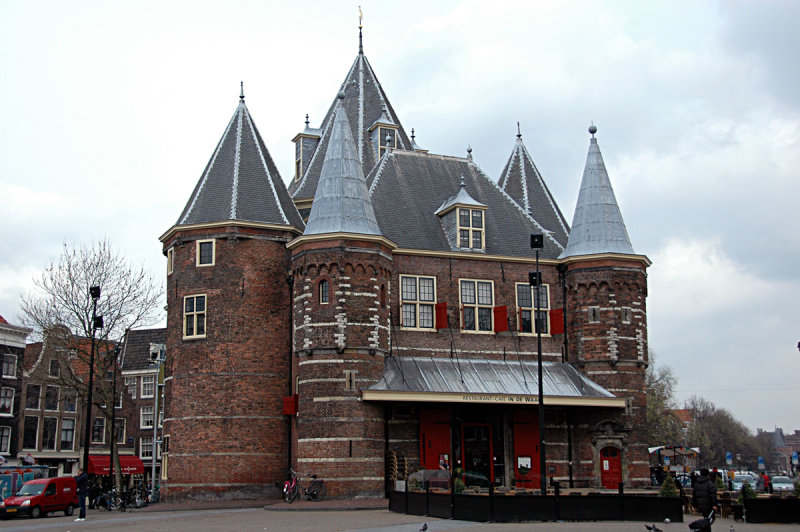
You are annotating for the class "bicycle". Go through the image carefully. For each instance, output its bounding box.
[282,468,327,503]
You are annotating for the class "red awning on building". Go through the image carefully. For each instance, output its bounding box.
[86,455,145,475]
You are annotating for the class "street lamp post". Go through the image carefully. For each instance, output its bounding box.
[150,345,165,495]
[530,234,546,492]
[110,346,119,488]
[82,286,102,470]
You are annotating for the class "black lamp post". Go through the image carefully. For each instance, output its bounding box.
[530,234,546,492]
[110,346,119,486]
[82,286,102,470]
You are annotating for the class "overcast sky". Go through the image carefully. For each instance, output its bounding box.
[2,1,798,434]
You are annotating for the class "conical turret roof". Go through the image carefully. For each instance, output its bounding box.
[303,94,381,236]
[498,128,570,249]
[176,95,304,230]
[560,126,634,258]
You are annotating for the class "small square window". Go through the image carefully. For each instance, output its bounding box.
[49,359,60,378]
[2,355,16,378]
[196,240,215,266]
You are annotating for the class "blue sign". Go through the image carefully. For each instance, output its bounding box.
[792,451,798,465]
[725,452,732,466]
[757,456,765,470]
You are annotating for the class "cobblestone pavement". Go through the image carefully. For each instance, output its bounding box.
[0,501,796,532]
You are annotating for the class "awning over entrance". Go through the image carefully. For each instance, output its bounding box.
[86,455,145,475]
[363,356,626,408]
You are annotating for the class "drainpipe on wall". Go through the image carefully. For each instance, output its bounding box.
[286,273,294,474]
[557,264,569,363]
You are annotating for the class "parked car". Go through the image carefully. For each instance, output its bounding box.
[770,475,795,493]
[732,474,756,492]
[0,477,78,518]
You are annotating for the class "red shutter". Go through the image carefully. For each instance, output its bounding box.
[282,394,298,415]
[435,302,448,330]
[549,308,564,335]
[493,305,508,332]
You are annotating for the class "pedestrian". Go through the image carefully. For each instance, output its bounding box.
[691,468,718,518]
[73,467,89,521]
[761,472,771,493]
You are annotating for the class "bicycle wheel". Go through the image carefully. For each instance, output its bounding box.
[308,480,326,502]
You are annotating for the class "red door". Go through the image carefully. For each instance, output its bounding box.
[512,410,540,489]
[600,446,622,489]
[419,409,451,471]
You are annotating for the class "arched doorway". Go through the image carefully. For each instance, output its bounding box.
[600,446,622,489]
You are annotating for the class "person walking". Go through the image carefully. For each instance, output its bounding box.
[691,468,718,517]
[74,468,89,521]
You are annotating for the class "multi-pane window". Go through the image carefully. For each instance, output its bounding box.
[184,295,207,338]
[49,359,60,378]
[114,419,126,444]
[0,426,11,453]
[318,280,329,304]
[460,280,493,332]
[125,377,137,399]
[23,416,38,449]
[378,126,397,158]
[140,406,154,429]
[400,275,436,329]
[458,208,485,250]
[45,386,59,411]
[141,376,155,398]
[2,355,16,378]
[140,436,154,459]
[42,417,57,450]
[63,388,77,412]
[516,283,550,334]
[0,388,13,415]
[60,418,75,450]
[91,417,106,444]
[196,240,215,266]
[26,385,41,410]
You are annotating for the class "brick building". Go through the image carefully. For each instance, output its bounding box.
[159,30,651,501]
[0,315,31,461]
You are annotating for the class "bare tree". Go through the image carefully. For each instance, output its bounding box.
[20,239,162,491]
[645,351,684,446]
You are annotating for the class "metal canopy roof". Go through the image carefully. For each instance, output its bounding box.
[363,356,625,408]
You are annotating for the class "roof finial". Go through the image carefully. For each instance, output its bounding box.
[466,145,473,161]
[411,128,416,141]
[305,114,310,127]
[459,176,466,188]
[589,121,597,137]
[240,81,244,101]
[517,121,522,139]
[358,6,363,55]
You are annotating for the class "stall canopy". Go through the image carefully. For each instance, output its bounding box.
[648,445,700,458]
[87,455,145,475]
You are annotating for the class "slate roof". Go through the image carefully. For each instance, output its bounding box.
[560,126,634,258]
[367,356,615,399]
[288,50,412,200]
[498,132,570,246]
[176,96,304,230]
[120,328,166,371]
[303,94,381,236]
[366,150,566,258]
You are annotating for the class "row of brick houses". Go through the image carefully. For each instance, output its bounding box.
[0,315,164,484]
[158,28,651,501]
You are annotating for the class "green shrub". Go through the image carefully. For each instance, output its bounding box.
[738,481,756,505]
[793,479,800,497]
[454,477,465,494]
[659,477,678,497]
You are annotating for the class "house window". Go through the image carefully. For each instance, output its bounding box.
[49,359,60,378]
[114,418,126,444]
[184,295,207,338]
[141,376,155,399]
[115,390,123,409]
[26,385,41,410]
[23,416,38,449]
[2,355,16,378]
[140,406,154,429]
[0,388,13,416]
[460,280,493,332]
[125,377,137,399]
[318,280,329,304]
[91,417,106,444]
[63,388,77,412]
[0,426,11,454]
[167,248,174,275]
[42,417,57,450]
[196,240,215,266]
[45,386,59,411]
[457,208,485,250]
[140,437,153,459]
[516,283,550,334]
[400,275,436,329]
[60,418,75,450]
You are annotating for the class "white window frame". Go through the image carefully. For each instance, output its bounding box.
[515,282,550,336]
[183,294,207,339]
[60,418,75,451]
[91,417,106,444]
[125,377,137,399]
[167,247,174,275]
[459,279,494,333]
[2,354,16,379]
[141,375,155,399]
[140,436,154,459]
[0,387,14,416]
[196,239,215,267]
[457,207,485,250]
[140,406,154,429]
[0,426,11,454]
[399,275,437,330]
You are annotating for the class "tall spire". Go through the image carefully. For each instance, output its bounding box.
[560,125,634,258]
[303,92,381,236]
[358,6,363,55]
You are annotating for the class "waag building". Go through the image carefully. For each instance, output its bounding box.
[158,30,651,501]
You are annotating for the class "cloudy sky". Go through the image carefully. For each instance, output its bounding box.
[1,1,798,434]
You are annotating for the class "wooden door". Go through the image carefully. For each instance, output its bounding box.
[600,446,622,489]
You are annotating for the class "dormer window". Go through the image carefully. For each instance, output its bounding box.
[458,208,484,250]
[378,127,397,158]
